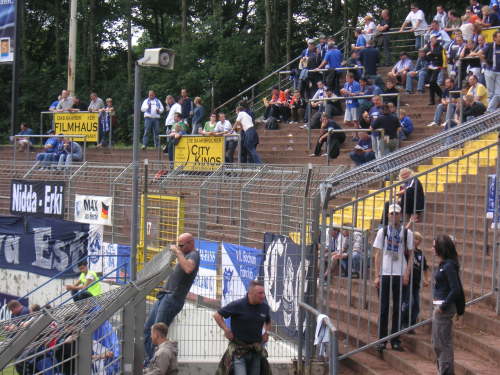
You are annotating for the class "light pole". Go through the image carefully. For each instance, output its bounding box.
[130,48,175,281]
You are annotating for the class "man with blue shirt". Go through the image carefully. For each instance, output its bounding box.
[141,90,164,150]
[10,122,33,152]
[214,280,271,375]
[57,138,83,170]
[316,42,342,94]
[35,129,60,169]
[388,52,413,86]
[350,132,375,165]
[352,28,366,51]
[340,73,361,134]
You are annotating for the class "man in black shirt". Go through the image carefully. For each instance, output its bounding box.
[214,280,271,375]
[144,232,200,362]
[376,9,392,65]
[371,104,400,155]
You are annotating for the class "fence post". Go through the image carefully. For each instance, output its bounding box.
[307,103,312,150]
[330,329,339,375]
[122,302,136,374]
[494,136,500,315]
[77,332,93,375]
[134,299,147,372]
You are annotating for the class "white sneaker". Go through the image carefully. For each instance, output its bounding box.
[426,122,437,127]
[440,122,447,127]
[299,125,308,129]
[321,153,329,157]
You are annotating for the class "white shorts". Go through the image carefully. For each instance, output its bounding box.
[344,107,358,122]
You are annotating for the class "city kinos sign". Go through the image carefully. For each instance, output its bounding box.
[10,179,65,218]
[74,194,113,226]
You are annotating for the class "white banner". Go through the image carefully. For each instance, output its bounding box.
[75,194,113,226]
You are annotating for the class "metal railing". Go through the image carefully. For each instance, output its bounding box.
[315,137,500,359]
[320,110,500,199]
[299,301,339,374]
[306,93,400,149]
[0,248,176,374]
[13,134,88,170]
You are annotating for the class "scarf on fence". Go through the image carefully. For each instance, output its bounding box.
[215,339,272,375]
[100,111,112,133]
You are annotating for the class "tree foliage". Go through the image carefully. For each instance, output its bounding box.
[0,0,467,142]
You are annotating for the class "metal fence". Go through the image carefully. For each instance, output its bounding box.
[0,248,176,374]
[301,111,500,369]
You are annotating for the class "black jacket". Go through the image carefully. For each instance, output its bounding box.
[463,102,486,120]
[433,259,461,312]
[425,43,444,67]
[399,177,425,215]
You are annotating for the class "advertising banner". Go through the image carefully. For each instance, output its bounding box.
[75,194,113,226]
[0,0,16,64]
[190,239,218,299]
[0,216,89,277]
[174,136,224,171]
[10,179,65,218]
[0,291,28,322]
[221,242,264,307]
[263,233,311,339]
[54,112,99,142]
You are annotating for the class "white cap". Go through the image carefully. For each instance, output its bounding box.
[388,204,401,214]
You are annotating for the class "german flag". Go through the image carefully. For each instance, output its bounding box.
[101,202,109,219]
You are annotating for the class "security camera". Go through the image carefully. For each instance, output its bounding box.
[138,48,175,69]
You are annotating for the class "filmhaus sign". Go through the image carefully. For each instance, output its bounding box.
[10,179,65,218]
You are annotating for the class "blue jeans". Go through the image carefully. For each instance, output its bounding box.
[36,152,56,167]
[233,351,261,375]
[144,292,184,362]
[402,286,421,327]
[433,103,456,125]
[340,251,362,274]
[405,69,427,92]
[143,117,160,147]
[415,35,424,50]
[350,151,375,166]
[241,127,262,164]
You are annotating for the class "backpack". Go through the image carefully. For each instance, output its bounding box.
[265,116,279,130]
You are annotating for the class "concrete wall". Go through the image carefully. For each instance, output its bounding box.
[0,268,113,318]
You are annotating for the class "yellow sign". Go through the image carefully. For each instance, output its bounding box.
[174,136,225,171]
[54,112,99,142]
[481,27,499,43]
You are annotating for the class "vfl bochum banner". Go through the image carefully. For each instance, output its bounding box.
[190,239,218,299]
[263,233,311,339]
[0,216,89,277]
[0,0,16,64]
[221,242,264,307]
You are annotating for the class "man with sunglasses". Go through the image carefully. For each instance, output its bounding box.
[144,232,200,363]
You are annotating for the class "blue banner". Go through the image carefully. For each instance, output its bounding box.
[0,216,89,277]
[0,0,15,63]
[191,239,218,298]
[221,243,264,306]
[487,175,498,218]
[263,233,312,339]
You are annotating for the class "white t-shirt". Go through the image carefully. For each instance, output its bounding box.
[236,111,254,132]
[405,9,428,35]
[165,102,182,126]
[373,226,414,276]
[140,98,164,119]
[214,120,232,133]
[363,21,376,41]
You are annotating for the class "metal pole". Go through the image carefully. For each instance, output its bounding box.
[130,63,141,281]
[307,104,311,150]
[494,137,500,314]
[67,0,78,94]
[142,158,149,267]
[10,0,22,137]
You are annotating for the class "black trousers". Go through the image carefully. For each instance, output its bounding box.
[326,69,340,95]
[71,289,93,302]
[379,275,402,345]
[429,69,442,104]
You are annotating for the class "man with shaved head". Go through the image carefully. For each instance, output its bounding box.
[144,232,200,363]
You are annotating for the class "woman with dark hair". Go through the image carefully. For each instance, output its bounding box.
[432,234,463,375]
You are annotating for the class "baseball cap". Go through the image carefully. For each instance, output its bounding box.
[307,38,315,44]
[388,204,401,214]
[47,129,55,135]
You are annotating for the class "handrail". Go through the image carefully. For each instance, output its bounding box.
[279,66,365,75]
[298,301,339,374]
[320,109,500,201]
[214,27,351,113]
[306,93,400,151]
[213,55,302,113]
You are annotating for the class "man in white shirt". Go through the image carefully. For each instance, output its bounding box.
[433,5,448,29]
[373,203,414,352]
[400,4,428,50]
[140,90,164,149]
[164,95,182,131]
[235,106,262,164]
[214,112,238,163]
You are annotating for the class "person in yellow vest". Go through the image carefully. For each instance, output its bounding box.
[65,261,102,302]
